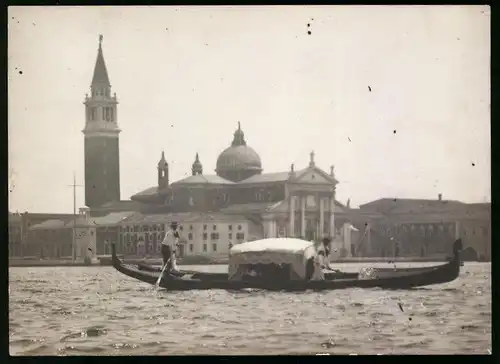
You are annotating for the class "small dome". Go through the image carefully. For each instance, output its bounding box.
[215,122,262,173]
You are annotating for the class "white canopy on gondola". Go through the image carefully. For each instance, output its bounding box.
[228,238,317,281]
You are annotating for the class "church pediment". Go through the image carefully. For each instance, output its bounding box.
[294,167,338,185]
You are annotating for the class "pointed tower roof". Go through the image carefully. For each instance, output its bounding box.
[158,151,168,168]
[91,34,111,86]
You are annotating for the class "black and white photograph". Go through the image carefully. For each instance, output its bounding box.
[8,5,490,356]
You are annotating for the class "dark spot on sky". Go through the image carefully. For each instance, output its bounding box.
[368,86,372,92]
[393,130,396,134]
[471,162,475,167]
[348,137,351,142]
[408,317,412,321]
[307,30,312,35]
[18,70,23,75]
[456,37,460,40]
[170,124,174,127]
[307,23,310,27]
[165,28,168,31]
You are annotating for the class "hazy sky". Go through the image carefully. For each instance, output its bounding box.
[8,6,490,213]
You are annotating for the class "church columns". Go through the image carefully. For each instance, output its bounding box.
[319,196,325,238]
[289,194,295,237]
[329,195,335,238]
[301,195,306,238]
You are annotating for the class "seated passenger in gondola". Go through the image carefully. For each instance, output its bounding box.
[321,237,332,269]
[305,253,325,281]
[242,264,260,282]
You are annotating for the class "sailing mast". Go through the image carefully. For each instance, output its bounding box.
[68,172,83,263]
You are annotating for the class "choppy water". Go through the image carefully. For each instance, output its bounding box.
[9,263,491,355]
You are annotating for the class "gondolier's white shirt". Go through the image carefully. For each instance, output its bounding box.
[161,230,178,250]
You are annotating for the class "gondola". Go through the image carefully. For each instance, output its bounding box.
[136,260,359,280]
[136,257,443,280]
[111,238,462,292]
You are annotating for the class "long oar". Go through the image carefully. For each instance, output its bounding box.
[155,258,170,289]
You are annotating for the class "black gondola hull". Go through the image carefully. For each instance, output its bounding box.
[111,240,461,292]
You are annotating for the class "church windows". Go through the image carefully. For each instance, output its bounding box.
[236,232,245,240]
[189,225,193,231]
[212,224,217,231]
[238,225,242,230]
[203,232,208,240]
[100,107,114,122]
[90,108,97,121]
[228,233,232,240]
[212,243,217,252]
[188,233,193,240]
[228,225,233,231]
[203,244,207,252]
[203,225,207,231]
[210,232,219,240]
[189,244,193,253]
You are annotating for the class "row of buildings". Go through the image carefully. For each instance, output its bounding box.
[8,35,491,263]
[9,194,491,262]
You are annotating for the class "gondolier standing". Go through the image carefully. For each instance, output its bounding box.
[160,221,180,273]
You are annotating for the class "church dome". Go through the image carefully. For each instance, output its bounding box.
[216,123,262,175]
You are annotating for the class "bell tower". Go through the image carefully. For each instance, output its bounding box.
[83,35,121,209]
[158,151,169,189]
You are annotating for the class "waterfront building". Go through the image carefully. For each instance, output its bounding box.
[115,212,252,259]
[24,208,96,261]
[8,212,75,258]
[350,197,491,261]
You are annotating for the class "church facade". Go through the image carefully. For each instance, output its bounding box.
[130,122,342,243]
